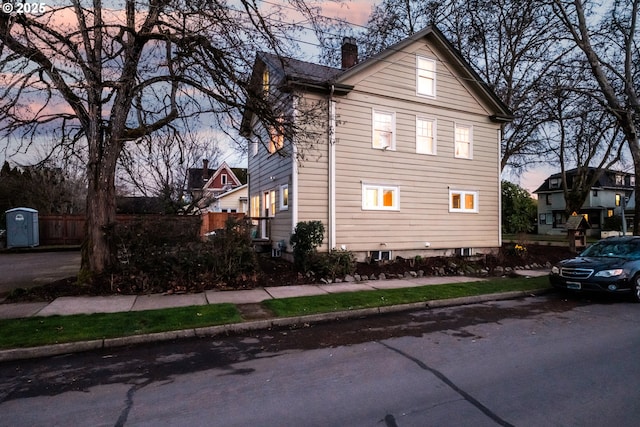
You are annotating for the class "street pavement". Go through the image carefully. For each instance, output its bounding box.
[0,267,551,362]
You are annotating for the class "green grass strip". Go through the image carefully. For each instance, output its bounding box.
[263,276,549,317]
[0,304,241,349]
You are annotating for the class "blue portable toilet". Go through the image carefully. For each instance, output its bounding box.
[6,207,39,248]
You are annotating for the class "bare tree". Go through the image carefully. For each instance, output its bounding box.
[0,0,311,275]
[541,82,626,217]
[552,0,640,232]
[352,0,564,171]
[117,127,222,212]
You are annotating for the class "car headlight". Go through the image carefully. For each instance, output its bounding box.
[551,266,560,275]
[594,269,624,277]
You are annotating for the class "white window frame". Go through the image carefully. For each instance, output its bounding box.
[416,56,436,98]
[279,184,289,210]
[449,189,478,213]
[454,123,473,159]
[372,109,396,150]
[251,141,258,157]
[221,174,227,185]
[416,116,437,155]
[362,183,400,211]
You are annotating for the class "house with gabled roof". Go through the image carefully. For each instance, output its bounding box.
[534,168,636,236]
[187,160,247,212]
[242,26,513,261]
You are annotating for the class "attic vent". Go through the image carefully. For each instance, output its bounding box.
[456,248,473,257]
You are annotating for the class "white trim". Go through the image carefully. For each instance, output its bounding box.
[279,184,289,210]
[372,108,396,150]
[329,99,337,249]
[454,123,473,159]
[498,128,502,246]
[449,189,479,213]
[416,56,436,98]
[362,183,400,210]
[292,96,299,232]
[416,116,437,155]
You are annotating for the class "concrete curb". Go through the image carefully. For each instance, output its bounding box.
[0,289,551,363]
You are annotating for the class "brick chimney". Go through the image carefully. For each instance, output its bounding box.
[202,159,209,181]
[341,37,358,69]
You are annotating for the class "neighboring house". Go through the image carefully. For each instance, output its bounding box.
[210,184,248,214]
[186,160,247,212]
[533,168,636,236]
[242,26,513,261]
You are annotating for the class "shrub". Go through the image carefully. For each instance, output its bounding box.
[103,215,258,293]
[290,220,325,272]
[308,249,357,279]
[208,217,258,285]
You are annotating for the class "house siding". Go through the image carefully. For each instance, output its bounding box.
[247,29,508,261]
[327,61,501,258]
[247,118,294,247]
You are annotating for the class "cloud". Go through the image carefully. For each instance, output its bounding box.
[319,0,376,26]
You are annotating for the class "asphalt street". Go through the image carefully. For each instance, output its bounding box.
[1,294,639,426]
[0,250,80,295]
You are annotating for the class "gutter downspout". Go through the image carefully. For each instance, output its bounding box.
[292,96,299,235]
[329,86,336,250]
[498,126,503,248]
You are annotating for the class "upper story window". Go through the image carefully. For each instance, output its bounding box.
[251,141,258,157]
[362,184,399,210]
[221,174,227,185]
[372,109,395,150]
[616,193,621,206]
[454,124,472,159]
[546,194,552,205]
[416,117,436,155]
[417,56,436,97]
[449,190,478,213]
[616,174,624,185]
[549,178,561,189]
[268,118,284,154]
[631,176,636,186]
[262,69,270,96]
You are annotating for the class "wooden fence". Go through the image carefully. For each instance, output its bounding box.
[38,212,245,246]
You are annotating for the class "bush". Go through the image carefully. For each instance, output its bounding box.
[103,215,258,293]
[207,217,258,285]
[310,249,357,279]
[290,220,325,272]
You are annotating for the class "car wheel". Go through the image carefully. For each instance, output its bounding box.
[633,275,640,303]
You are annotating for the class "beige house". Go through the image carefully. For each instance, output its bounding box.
[243,26,512,261]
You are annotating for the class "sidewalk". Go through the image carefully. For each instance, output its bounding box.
[0,270,550,361]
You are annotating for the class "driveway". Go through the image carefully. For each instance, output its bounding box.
[0,251,80,295]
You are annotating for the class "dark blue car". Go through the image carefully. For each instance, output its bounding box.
[550,236,640,302]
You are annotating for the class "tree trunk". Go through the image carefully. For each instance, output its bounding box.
[81,132,120,276]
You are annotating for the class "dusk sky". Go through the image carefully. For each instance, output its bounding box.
[0,0,554,195]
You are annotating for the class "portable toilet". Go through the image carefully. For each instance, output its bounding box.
[5,207,39,248]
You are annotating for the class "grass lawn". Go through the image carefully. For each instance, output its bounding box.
[0,304,241,349]
[0,276,551,350]
[263,276,549,317]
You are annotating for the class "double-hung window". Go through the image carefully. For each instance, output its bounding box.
[454,124,472,159]
[362,184,399,210]
[417,57,436,97]
[372,109,395,150]
[449,190,478,213]
[416,117,436,154]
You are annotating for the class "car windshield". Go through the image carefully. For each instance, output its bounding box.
[581,240,640,259]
